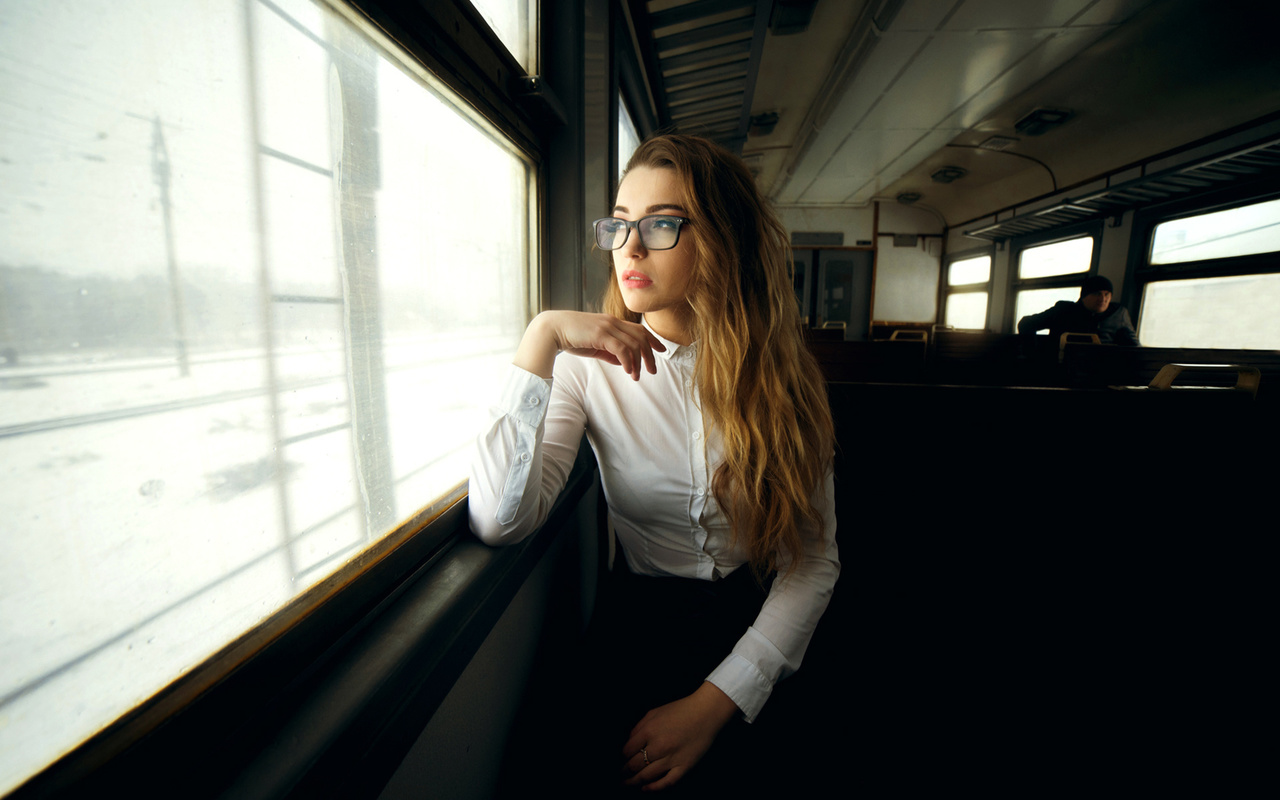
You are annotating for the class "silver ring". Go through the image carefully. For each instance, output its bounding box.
[642,747,650,766]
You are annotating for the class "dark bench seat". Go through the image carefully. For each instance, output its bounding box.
[807,334,1280,406]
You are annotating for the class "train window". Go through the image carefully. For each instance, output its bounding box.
[1139,273,1280,349]
[470,0,538,72]
[1013,286,1083,330]
[948,255,992,286]
[945,292,989,330]
[943,254,991,329]
[1150,196,1280,265]
[1138,196,1280,348]
[618,99,641,182]
[1008,231,1099,332]
[1017,236,1094,279]
[0,0,532,792]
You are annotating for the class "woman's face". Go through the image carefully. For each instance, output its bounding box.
[611,165,696,342]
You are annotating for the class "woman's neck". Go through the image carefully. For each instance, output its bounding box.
[645,309,694,346]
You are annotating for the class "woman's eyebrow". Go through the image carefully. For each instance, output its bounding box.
[612,203,688,215]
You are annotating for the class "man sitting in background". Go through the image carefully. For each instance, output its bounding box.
[1017,276,1140,345]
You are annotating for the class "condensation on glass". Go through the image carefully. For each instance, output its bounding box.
[1018,236,1094,279]
[1150,196,1280,265]
[0,0,532,792]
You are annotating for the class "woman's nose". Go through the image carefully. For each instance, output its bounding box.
[619,226,647,257]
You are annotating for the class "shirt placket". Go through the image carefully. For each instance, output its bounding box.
[681,350,713,578]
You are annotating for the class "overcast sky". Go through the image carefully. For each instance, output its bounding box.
[0,0,528,306]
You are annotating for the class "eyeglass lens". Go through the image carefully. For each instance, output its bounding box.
[594,216,685,251]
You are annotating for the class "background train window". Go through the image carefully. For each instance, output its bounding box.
[0,0,532,792]
[1150,195,1280,265]
[470,0,538,72]
[1013,286,1083,329]
[1139,273,1280,349]
[1017,235,1094,279]
[1009,232,1098,332]
[1139,196,1280,348]
[618,98,641,182]
[943,253,991,330]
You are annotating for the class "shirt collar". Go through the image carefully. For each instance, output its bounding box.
[642,316,696,362]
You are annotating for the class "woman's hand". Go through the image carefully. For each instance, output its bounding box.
[513,310,665,380]
[621,682,739,791]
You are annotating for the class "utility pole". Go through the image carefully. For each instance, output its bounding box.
[134,112,191,377]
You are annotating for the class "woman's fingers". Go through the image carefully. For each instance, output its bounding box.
[621,750,650,776]
[617,685,737,791]
[554,313,665,380]
[621,748,673,789]
[563,347,621,367]
[597,319,659,380]
[639,766,685,792]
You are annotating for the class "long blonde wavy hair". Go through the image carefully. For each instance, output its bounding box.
[603,134,834,577]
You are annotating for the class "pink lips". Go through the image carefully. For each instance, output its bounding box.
[622,269,653,288]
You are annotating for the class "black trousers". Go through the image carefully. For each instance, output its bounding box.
[498,558,839,798]
[577,560,780,796]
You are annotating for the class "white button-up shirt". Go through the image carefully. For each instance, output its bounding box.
[469,321,839,722]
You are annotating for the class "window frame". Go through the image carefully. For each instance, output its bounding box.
[941,246,995,331]
[1003,221,1103,333]
[613,4,657,197]
[1129,183,1280,348]
[9,1,550,796]
[1132,185,1280,284]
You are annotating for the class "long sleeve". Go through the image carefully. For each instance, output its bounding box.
[469,331,840,725]
[1109,307,1140,346]
[705,469,839,723]
[1018,302,1067,335]
[468,364,586,545]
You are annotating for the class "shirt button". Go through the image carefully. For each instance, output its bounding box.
[520,452,531,462]
[684,378,693,388]
[528,396,540,406]
[692,431,701,440]
[696,487,705,497]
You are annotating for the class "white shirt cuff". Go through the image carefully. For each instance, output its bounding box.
[497,365,551,428]
[706,653,772,724]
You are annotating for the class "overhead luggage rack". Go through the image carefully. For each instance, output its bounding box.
[964,136,1280,241]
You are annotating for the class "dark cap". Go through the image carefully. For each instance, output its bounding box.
[1080,275,1113,296]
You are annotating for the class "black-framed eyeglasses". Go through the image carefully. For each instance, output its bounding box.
[592,215,692,251]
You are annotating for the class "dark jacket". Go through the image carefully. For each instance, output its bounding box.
[1017,301,1140,345]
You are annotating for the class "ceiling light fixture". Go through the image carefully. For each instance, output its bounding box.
[930,166,968,183]
[979,136,1019,151]
[750,112,779,136]
[1014,108,1074,136]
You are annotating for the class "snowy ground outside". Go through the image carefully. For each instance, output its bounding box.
[0,330,519,793]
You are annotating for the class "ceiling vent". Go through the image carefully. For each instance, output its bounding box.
[750,112,779,136]
[931,166,968,183]
[770,0,819,35]
[963,136,1280,242]
[1014,108,1074,136]
[979,135,1019,151]
[896,191,922,204]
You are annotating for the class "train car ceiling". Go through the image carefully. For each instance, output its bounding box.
[629,0,1280,230]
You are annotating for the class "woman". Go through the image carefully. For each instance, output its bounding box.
[470,134,838,793]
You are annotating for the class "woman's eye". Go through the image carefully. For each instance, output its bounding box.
[652,218,676,230]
